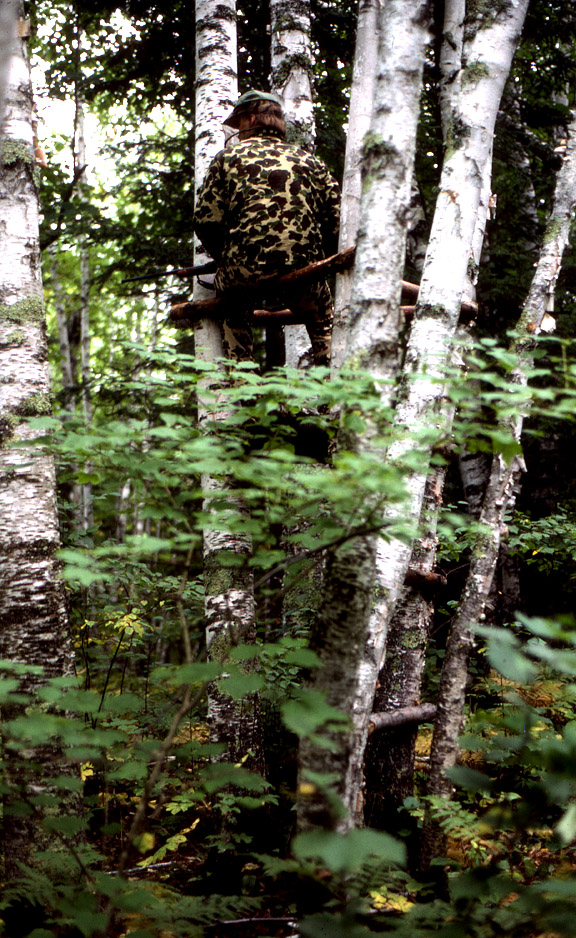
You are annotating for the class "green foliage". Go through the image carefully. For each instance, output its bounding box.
[17,2,576,934]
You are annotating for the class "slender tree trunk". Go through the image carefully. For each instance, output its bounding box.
[363,0,505,833]
[297,0,432,833]
[194,0,263,771]
[0,2,76,877]
[75,94,94,531]
[364,464,447,844]
[0,0,18,133]
[270,0,315,368]
[330,0,379,373]
[363,0,529,658]
[420,102,576,872]
[49,245,76,408]
[438,0,464,140]
[194,0,237,363]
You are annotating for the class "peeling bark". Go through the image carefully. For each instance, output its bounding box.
[297,0,432,834]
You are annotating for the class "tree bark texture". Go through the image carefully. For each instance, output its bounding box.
[193,0,237,362]
[330,0,378,372]
[0,0,18,134]
[194,1,264,771]
[364,466,447,836]
[437,0,465,141]
[0,3,76,878]
[297,0,432,834]
[368,0,530,649]
[270,0,315,368]
[420,102,576,872]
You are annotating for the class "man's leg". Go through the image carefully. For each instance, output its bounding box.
[287,280,333,367]
[220,306,254,362]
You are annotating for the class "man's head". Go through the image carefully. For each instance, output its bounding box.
[224,90,286,139]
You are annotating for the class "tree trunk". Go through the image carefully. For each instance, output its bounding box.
[0,0,18,132]
[297,0,432,834]
[0,2,76,878]
[194,0,264,771]
[270,0,315,368]
[364,464,447,845]
[330,0,378,372]
[363,0,529,668]
[420,101,576,872]
[362,0,509,837]
[75,92,94,531]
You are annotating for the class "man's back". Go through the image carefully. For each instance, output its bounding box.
[195,128,340,295]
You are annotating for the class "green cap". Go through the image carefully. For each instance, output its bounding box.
[223,90,283,128]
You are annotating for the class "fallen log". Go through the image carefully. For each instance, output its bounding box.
[369,703,437,734]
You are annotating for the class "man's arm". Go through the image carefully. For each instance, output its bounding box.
[318,165,341,258]
[194,156,226,261]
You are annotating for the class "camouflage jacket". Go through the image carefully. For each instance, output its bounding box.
[194,128,340,295]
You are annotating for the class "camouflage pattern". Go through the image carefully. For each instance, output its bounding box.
[194,127,340,365]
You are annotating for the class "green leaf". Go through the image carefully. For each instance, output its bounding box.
[292,828,406,874]
[218,670,264,699]
[282,690,349,738]
[447,765,493,792]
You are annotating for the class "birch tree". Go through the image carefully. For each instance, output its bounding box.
[297,0,432,833]
[0,0,75,875]
[194,0,264,769]
[0,0,18,133]
[420,102,576,870]
[330,0,379,373]
[270,0,316,368]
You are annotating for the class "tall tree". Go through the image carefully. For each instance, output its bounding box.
[330,0,378,372]
[297,0,432,833]
[194,0,264,770]
[0,0,18,132]
[0,0,75,876]
[420,101,576,870]
[270,0,316,369]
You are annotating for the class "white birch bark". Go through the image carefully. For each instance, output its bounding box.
[330,0,379,372]
[75,97,94,530]
[0,0,18,133]
[297,0,432,833]
[194,0,237,365]
[270,0,315,367]
[194,1,262,769]
[420,101,576,874]
[438,0,465,139]
[369,0,529,637]
[0,1,76,877]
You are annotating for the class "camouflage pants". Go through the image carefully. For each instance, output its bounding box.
[219,279,333,367]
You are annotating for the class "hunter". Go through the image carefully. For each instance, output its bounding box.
[194,90,341,366]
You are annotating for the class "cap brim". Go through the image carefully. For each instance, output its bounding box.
[223,112,241,128]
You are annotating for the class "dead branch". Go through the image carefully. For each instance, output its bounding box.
[369,703,437,734]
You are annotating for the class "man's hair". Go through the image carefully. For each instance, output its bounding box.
[243,100,286,136]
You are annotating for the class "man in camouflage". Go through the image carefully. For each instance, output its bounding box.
[194,91,341,366]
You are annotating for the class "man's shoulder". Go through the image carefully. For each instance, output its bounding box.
[231,135,331,173]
